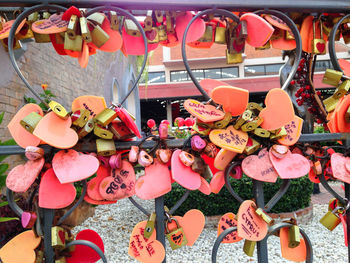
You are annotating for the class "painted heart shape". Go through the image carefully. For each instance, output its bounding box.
[217,212,242,243]
[99,160,136,201]
[6,157,44,192]
[32,13,68,34]
[331,153,350,184]
[52,149,99,184]
[277,116,303,146]
[71,96,107,119]
[33,112,78,149]
[0,230,41,263]
[84,195,117,205]
[339,59,350,77]
[171,149,201,190]
[209,125,248,153]
[87,165,111,201]
[78,41,89,68]
[128,221,165,263]
[263,15,290,30]
[271,37,296,50]
[259,88,295,131]
[237,200,268,241]
[66,229,104,263]
[269,148,310,179]
[21,211,37,228]
[199,79,229,97]
[114,106,141,138]
[0,19,26,40]
[184,99,225,123]
[39,168,76,209]
[175,11,206,43]
[167,209,205,246]
[242,148,278,183]
[198,176,211,195]
[279,227,307,262]
[214,148,237,171]
[7,103,43,148]
[240,13,274,47]
[135,159,172,200]
[316,42,325,53]
[210,171,225,194]
[211,86,249,116]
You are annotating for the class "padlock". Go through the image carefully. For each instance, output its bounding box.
[28,12,39,23]
[323,95,340,113]
[42,12,51,19]
[96,139,116,156]
[247,102,263,115]
[255,207,274,225]
[179,151,195,166]
[138,150,153,167]
[288,225,301,248]
[214,112,232,129]
[255,40,271,50]
[80,16,92,43]
[166,218,188,250]
[196,119,214,129]
[214,25,226,44]
[234,110,252,129]
[271,144,289,159]
[312,18,326,55]
[109,11,119,31]
[192,123,211,135]
[154,10,164,24]
[20,112,42,133]
[109,153,122,169]
[110,120,135,140]
[124,19,141,37]
[51,226,67,249]
[94,125,113,139]
[191,135,206,151]
[226,49,243,64]
[243,138,260,155]
[241,117,263,132]
[345,106,350,123]
[156,148,172,163]
[48,101,69,119]
[87,13,105,26]
[95,108,117,126]
[90,24,110,48]
[71,109,90,128]
[270,127,287,140]
[322,21,341,41]
[144,212,156,239]
[67,14,78,40]
[204,142,218,158]
[78,119,94,138]
[55,32,65,44]
[270,27,284,40]
[16,21,34,41]
[285,24,300,40]
[312,160,322,175]
[55,257,67,263]
[165,11,175,34]
[157,25,167,41]
[129,146,139,163]
[144,10,153,31]
[243,239,256,257]
[198,24,214,42]
[333,80,350,99]
[33,31,51,43]
[319,206,343,231]
[191,156,205,174]
[145,27,159,44]
[322,69,344,87]
[254,128,270,138]
[202,164,213,179]
[64,32,82,51]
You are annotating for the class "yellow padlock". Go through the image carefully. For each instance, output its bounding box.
[270,127,287,140]
[48,101,69,119]
[64,32,82,51]
[78,119,94,139]
[94,125,113,139]
[87,13,105,26]
[243,138,260,155]
[20,112,42,133]
[71,109,90,128]
[67,15,78,40]
[95,108,117,126]
[96,139,116,156]
[80,16,92,43]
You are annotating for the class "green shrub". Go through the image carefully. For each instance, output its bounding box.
[164,175,313,216]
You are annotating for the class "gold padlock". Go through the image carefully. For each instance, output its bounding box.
[166,218,188,250]
[96,139,116,156]
[270,27,284,40]
[243,239,256,257]
[157,25,167,41]
[243,138,260,155]
[192,123,211,135]
[72,109,90,128]
[226,49,243,64]
[165,11,175,34]
[109,11,119,31]
[33,31,51,43]
[16,21,34,41]
[288,225,301,248]
[247,102,263,115]
[67,14,78,40]
[146,27,159,44]
[319,207,343,231]
[214,112,232,129]
[20,112,42,133]
[144,10,153,31]
[323,95,339,112]
[51,226,67,249]
[95,108,117,126]
[78,119,94,139]
[270,127,287,140]
[42,12,51,19]
[214,25,226,44]
[64,32,82,51]
[80,16,92,43]
[333,80,350,99]
[255,207,274,225]
[234,110,252,129]
[1,37,22,52]
[255,40,271,50]
[87,13,105,26]
[322,69,343,86]
[144,212,156,239]
[154,10,164,24]
[285,24,300,40]
[312,18,326,55]
[241,117,263,132]
[91,24,110,48]
[94,125,113,139]
[254,128,270,138]
[28,12,39,23]
[48,101,69,119]
[198,24,214,42]
[124,19,141,37]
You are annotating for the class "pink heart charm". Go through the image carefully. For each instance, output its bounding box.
[135,159,172,200]
[269,148,310,179]
[331,153,350,184]
[52,149,99,184]
[6,158,45,192]
[242,148,278,182]
[198,176,211,195]
[86,166,111,201]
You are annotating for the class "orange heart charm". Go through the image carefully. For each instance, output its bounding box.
[198,176,211,195]
[86,165,111,201]
[128,221,165,263]
[0,19,26,40]
[279,227,307,262]
[259,88,295,131]
[277,116,303,146]
[184,99,225,123]
[0,230,41,263]
[217,212,242,243]
[236,200,268,241]
[71,96,107,119]
[210,171,225,194]
[331,153,350,184]
[31,13,68,34]
[209,126,248,153]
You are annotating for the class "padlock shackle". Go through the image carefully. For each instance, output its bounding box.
[165,217,180,233]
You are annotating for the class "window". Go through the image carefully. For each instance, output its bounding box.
[140,71,165,84]
[221,67,239,78]
[265,64,283,75]
[314,60,332,72]
[244,63,283,77]
[170,67,239,82]
[170,70,188,82]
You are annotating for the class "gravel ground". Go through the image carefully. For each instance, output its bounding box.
[73,197,348,263]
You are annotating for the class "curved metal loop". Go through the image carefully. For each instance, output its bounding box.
[224,161,244,204]
[181,9,240,101]
[128,197,151,216]
[86,6,148,105]
[57,180,87,225]
[8,4,67,106]
[329,14,350,72]
[254,10,302,90]
[264,179,291,212]
[66,240,108,263]
[319,169,347,205]
[5,187,23,217]
[211,226,237,263]
[137,134,160,154]
[169,189,190,215]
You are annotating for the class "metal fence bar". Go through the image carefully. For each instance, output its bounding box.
[155,196,166,263]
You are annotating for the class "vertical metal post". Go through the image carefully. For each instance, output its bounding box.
[253,180,268,263]
[155,196,166,263]
[43,208,55,263]
[345,183,350,263]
